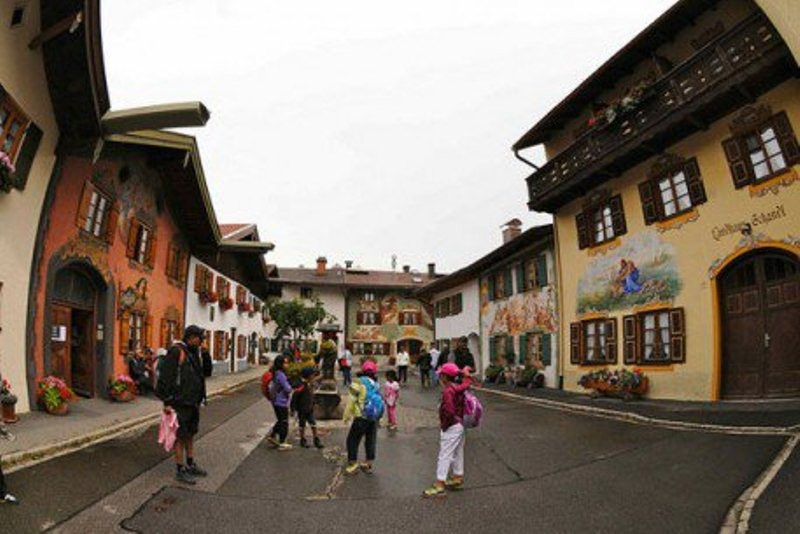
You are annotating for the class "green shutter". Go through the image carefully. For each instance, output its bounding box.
[541,333,552,366]
[536,255,548,287]
[505,335,514,364]
[489,336,497,363]
[516,264,525,294]
[519,333,528,365]
[270,338,278,352]
[504,269,513,297]
[487,276,495,302]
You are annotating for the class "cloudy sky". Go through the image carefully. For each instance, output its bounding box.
[102,0,675,273]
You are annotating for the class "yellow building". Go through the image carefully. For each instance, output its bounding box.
[514,0,799,400]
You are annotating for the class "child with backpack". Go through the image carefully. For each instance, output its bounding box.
[383,370,400,431]
[423,362,473,498]
[343,360,383,475]
[266,354,294,451]
[295,367,324,449]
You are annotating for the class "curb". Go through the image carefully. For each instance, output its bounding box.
[478,387,797,436]
[1,376,258,473]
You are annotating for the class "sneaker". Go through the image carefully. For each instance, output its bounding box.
[422,484,446,498]
[186,462,208,477]
[1,493,19,505]
[360,462,373,475]
[344,463,360,476]
[313,437,324,449]
[277,442,293,451]
[175,467,196,485]
[444,477,464,490]
[266,435,279,447]
[300,437,310,448]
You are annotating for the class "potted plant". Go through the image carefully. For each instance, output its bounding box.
[238,301,252,314]
[108,374,137,402]
[36,376,75,415]
[0,377,19,423]
[219,296,234,311]
[199,289,218,304]
[483,365,503,384]
[0,150,16,192]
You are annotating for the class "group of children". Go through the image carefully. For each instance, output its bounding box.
[263,351,476,498]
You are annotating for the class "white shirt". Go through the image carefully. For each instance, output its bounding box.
[429,348,440,368]
[396,351,410,366]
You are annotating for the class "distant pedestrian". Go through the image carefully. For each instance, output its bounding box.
[423,363,472,498]
[429,345,440,383]
[454,344,475,373]
[396,345,410,385]
[266,353,294,451]
[383,370,400,430]
[417,348,432,387]
[156,325,209,485]
[295,367,324,449]
[343,360,383,475]
[340,345,353,386]
[0,424,19,505]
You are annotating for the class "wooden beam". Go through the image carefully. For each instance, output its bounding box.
[28,11,82,50]
[687,114,709,130]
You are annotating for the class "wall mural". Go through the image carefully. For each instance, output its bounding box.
[348,293,433,343]
[577,230,681,314]
[482,286,558,337]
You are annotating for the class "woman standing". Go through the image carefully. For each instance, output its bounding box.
[266,353,294,451]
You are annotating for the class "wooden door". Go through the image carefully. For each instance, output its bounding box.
[51,304,72,383]
[721,251,800,398]
[70,309,95,397]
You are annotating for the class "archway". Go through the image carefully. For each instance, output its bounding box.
[718,248,799,399]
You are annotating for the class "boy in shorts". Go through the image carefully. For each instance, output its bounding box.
[295,367,324,449]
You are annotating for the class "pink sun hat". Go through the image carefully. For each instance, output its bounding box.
[439,363,460,377]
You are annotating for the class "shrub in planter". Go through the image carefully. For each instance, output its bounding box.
[484,365,503,384]
[108,374,137,402]
[516,367,539,388]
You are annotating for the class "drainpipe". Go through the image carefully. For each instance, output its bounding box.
[514,149,540,171]
[552,223,566,390]
[100,102,210,134]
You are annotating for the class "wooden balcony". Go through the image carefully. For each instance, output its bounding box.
[526,12,798,213]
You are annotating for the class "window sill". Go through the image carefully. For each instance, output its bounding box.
[748,166,797,198]
[586,237,621,257]
[655,208,699,233]
[635,363,675,371]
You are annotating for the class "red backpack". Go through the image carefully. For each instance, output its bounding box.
[260,370,274,400]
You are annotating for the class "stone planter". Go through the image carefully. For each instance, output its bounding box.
[45,402,70,416]
[112,390,136,403]
[2,402,18,423]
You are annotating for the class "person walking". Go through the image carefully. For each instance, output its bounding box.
[423,363,473,498]
[383,370,400,430]
[417,348,432,388]
[266,353,294,451]
[295,367,324,449]
[454,338,476,373]
[156,325,210,485]
[340,345,353,386]
[396,345,410,385]
[429,344,440,384]
[343,360,381,475]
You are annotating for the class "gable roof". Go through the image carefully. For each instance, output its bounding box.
[219,223,254,239]
[274,267,436,290]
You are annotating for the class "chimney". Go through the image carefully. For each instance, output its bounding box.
[427,263,436,277]
[502,218,523,244]
[402,265,411,273]
[345,260,353,269]
[316,256,327,276]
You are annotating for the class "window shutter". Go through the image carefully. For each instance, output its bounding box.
[119,311,131,354]
[536,254,548,287]
[160,318,168,347]
[541,333,552,366]
[638,180,660,225]
[10,122,42,191]
[505,335,515,364]
[104,201,120,245]
[669,307,686,363]
[194,264,203,293]
[576,212,590,250]
[225,333,230,358]
[489,337,496,363]
[722,137,753,188]
[145,315,153,348]
[76,181,95,230]
[516,264,525,294]
[609,195,627,237]
[504,268,513,297]
[683,158,707,206]
[623,315,638,364]
[519,333,528,365]
[165,245,174,277]
[146,232,157,268]
[126,220,140,259]
[487,276,495,302]
[773,111,800,166]
[569,323,581,364]
[178,251,189,284]
[605,318,617,363]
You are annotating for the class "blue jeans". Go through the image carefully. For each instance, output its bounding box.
[342,367,352,386]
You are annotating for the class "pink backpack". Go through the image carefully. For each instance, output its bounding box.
[462,390,483,428]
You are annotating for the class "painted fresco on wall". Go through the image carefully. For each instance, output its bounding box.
[482,286,557,336]
[348,292,433,344]
[576,230,681,314]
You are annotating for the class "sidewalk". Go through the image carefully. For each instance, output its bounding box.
[0,366,264,470]
[480,382,800,430]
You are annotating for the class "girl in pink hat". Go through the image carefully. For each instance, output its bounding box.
[423,362,472,498]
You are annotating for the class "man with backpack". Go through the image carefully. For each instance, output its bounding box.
[156,325,210,485]
[343,360,384,476]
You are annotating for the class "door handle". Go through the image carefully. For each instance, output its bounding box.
[764,332,771,349]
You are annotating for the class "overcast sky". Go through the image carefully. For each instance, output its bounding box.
[102,0,675,273]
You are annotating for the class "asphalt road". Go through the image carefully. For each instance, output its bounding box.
[2,382,796,533]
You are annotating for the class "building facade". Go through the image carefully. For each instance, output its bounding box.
[514,0,799,400]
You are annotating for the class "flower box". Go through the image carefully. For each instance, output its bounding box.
[579,369,648,401]
[219,297,234,311]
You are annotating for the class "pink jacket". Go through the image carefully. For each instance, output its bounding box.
[383,381,400,407]
[158,409,179,452]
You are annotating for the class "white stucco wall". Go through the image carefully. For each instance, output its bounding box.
[0,3,60,412]
[277,284,347,352]
[431,279,481,370]
[185,257,274,373]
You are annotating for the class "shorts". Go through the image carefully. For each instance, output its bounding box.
[298,410,316,428]
[175,405,200,439]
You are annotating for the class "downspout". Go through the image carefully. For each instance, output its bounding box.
[552,220,566,390]
[514,149,540,171]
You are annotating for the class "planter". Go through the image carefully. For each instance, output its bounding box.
[112,390,136,403]
[45,402,70,416]
[589,377,649,400]
[2,402,18,423]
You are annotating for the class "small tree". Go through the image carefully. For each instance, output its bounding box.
[267,297,335,343]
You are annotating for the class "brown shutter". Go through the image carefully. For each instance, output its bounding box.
[576,212,590,249]
[165,245,174,277]
[608,195,627,237]
[147,232,157,268]
[160,318,168,347]
[669,307,686,363]
[105,202,120,245]
[623,315,638,364]
[637,180,660,225]
[9,122,42,191]
[178,251,189,284]
[126,219,140,259]
[722,136,753,188]
[569,322,581,364]
[76,181,95,230]
[683,158,707,206]
[605,318,617,363]
[145,315,153,348]
[119,311,131,354]
[194,264,203,293]
[772,111,800,166]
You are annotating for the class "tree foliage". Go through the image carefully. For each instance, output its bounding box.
[267,297,335,341]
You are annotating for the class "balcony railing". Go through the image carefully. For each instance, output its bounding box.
[526,12,790,210]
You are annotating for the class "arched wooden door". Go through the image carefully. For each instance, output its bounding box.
[720,250,800,398]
